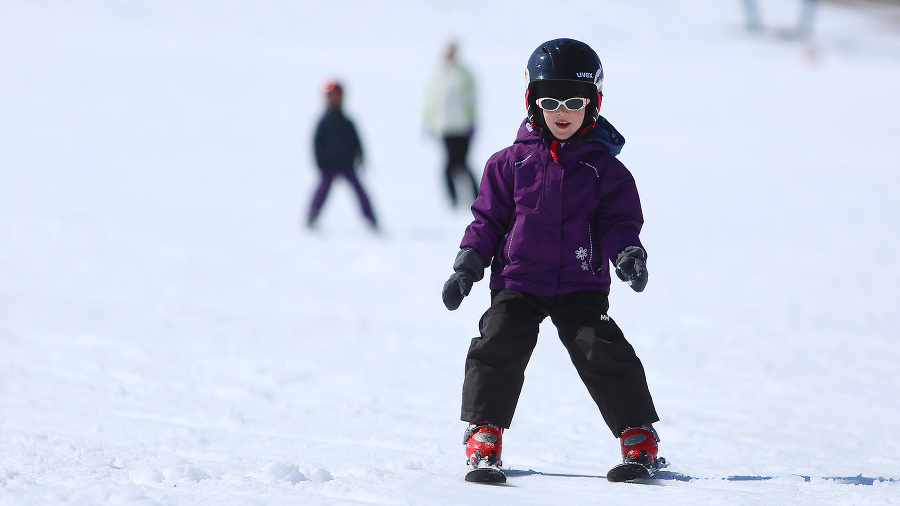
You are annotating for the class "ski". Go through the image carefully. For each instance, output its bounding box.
[607,456,667,483]
[465,467,507,484]
[607,462,653,482]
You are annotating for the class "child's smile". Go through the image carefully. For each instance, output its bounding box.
[542,104,586,141]
[553,118,572,133]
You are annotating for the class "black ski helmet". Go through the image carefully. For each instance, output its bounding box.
[525,38,604,139]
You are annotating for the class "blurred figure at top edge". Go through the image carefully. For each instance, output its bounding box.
[796,0,818,40]
[743,0,762,32]
[307,78,379,232]
[423,41,479,209]
[742,0,819,40]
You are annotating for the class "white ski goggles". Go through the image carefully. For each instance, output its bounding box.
[535,97,590,111]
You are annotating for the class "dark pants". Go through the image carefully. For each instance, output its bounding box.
[308,167,376,226]
[461,289,659,436]
[443,135,479,207]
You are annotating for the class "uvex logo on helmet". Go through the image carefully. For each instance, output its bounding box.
[575,72,593,78]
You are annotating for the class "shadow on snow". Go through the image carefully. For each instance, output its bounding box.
[723,474,898,486]
[503,469,897,486]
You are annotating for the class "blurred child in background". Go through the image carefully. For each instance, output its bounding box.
[307,78,378,231]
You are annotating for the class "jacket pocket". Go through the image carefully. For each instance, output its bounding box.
[587,221,599,274]
[513,157,542,210]
[514,181,541,210]
[501,218,518,268]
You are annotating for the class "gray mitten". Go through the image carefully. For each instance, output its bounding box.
[442,248,485,310]
[615,246,649,293]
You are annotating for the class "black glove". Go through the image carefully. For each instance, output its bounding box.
[442,248,485,310]
[615,246,649,293]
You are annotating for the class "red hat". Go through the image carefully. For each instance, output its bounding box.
[322,77,342,94]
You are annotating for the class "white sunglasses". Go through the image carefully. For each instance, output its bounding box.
[536,97,590,111]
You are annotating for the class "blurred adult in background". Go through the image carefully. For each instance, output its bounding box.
[423,41,479,208]
[307,78,378,231]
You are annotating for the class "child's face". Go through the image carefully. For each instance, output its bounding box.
[325,89,342,109]
[541,98,586,141]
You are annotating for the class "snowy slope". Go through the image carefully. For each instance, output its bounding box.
[2,0,900,504]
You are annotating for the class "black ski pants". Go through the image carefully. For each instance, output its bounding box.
[461,289,659,436]
[442,134,478,207]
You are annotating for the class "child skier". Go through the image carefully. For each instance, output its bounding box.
[307,78,378,230]
[441,38,663,483]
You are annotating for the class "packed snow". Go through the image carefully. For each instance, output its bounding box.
[2,0,900,504]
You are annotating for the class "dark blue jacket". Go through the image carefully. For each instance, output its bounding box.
[314,108,362,171]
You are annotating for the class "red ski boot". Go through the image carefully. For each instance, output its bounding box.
[463,423,506,483]
[607,424,667,482]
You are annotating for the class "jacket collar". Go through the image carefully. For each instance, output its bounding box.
[516,116,625,157]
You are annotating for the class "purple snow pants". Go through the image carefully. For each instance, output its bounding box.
[307,167,376,226]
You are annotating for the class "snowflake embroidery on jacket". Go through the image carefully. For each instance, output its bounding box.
[581,261,590,271]
[575,247,588,261]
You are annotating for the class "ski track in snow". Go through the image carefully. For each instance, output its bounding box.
[2,0,900,504]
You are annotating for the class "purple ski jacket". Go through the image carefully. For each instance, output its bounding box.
[460,119,644,297]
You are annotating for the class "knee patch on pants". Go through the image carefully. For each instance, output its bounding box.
[470,307,540,363]
[573,315,637,368]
